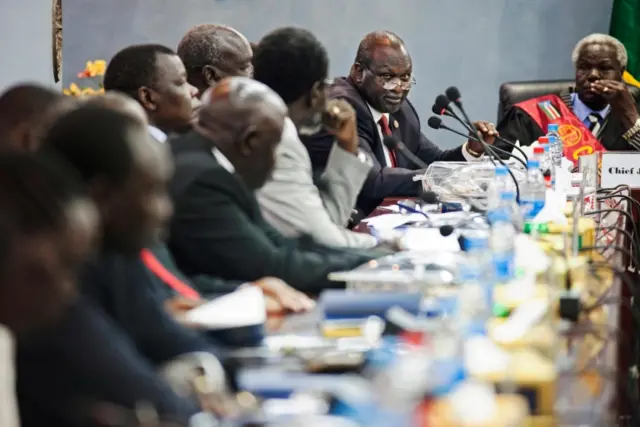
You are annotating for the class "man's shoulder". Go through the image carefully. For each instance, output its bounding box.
[327,77,369,113]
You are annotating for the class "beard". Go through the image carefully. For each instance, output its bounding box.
[297,112,323,136]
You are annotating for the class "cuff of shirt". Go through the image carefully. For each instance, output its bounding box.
[461,141,484,162]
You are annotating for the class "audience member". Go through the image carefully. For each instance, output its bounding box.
[301,30,497,215]
[18,105,227,426]
[104,44,200,140]
[177,24,253,95]
[253,27,377,248]
[0,153,98,427]
[168,77,384,294]
[0,84,74,152]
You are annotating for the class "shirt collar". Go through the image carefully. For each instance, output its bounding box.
[212,148,235,173]
[571,92,611,123]
[367,103,389,124]
[148,125,167,143]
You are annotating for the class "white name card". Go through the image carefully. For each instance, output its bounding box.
[600,151,640,189]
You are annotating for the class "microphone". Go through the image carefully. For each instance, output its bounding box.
[427,115,521,203]
[427,117,528,171]
[383,135,429,169]
[420,190,440,205]
[432,97,528,162]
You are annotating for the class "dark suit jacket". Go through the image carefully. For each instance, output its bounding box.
[496,89,640,152]
[301,77,466,214]
[17,299,200,427]
[16,252,221,427]
[167,131,380,294]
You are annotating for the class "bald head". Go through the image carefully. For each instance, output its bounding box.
[86,91,149,124]
[197,77,286,189]
[0,84,65,153]
[177,24,253,94]
[355,30,407,67]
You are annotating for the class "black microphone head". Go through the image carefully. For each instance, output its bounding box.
[427,116,443,130]
[445,86,461,103]
[439,224,455,237]
[420,190,440,205]
[431,103,441,116]
[382,135,399,150]
[434,94,450,113]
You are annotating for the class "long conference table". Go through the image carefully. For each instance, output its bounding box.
[274,190,636,425]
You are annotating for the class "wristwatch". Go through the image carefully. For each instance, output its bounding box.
[623,118,640,141]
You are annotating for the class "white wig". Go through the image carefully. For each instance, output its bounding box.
[571,33,628,68]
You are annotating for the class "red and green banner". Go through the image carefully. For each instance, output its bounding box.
[611,0,640,87]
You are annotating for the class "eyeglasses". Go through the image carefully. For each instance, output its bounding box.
[361,64,416,90]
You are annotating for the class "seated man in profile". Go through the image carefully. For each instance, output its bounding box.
[301,30,497,215]
[496,34,640,161]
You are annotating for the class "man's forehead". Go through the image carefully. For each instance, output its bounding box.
[370,45,411,68]
[579,43,617,60]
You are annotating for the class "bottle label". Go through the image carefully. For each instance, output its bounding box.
[520,199,544,220]
[493,254,515,282]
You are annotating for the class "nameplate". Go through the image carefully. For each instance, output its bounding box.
[600,152,640,189]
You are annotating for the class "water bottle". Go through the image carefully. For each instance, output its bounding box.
[519,158,546,221]
[486,166,515,217]
[489,209,516,283]
[546,123,563,166]
[458,234,492,336]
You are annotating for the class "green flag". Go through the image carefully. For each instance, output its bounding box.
[611,0,640,86]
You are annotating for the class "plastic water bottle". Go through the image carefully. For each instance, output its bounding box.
[458,234,492,335]
[486,166,515,217]
[533,146,548,174]
[537,137,555,189]
[546,123,563,166]
[489,209,516,283]
[519,158,546,221]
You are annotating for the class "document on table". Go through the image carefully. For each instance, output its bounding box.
[361,213,426,230]
[185,285,266,329]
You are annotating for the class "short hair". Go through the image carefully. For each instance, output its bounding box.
[0,84,61,142]
[354,30,405,67]
[177,24,244,70]
[103,44,176,98]
[253,27,329,104]
[0,153,83,272]
[41,105,141,185]
[572,34,628,68]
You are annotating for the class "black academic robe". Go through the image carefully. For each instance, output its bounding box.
[496,89,640,153]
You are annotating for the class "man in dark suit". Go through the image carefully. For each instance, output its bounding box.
[18,105,227,426]
[301,30,498,215]
[168,77,384,294]
[497,34,640,154]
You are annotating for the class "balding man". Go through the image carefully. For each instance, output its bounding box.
[168,77,382,294]
[0,84,74,152]
[302,31,497,215]
[177,24,253,96]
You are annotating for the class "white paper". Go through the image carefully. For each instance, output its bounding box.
[361,213,426,230]
[400,227,461,252]
[492,299,549,343]
[185,286,266,329]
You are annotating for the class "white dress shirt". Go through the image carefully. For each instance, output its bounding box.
[367,103,481,165]
[148,125,168,143]
[0,325,19,427]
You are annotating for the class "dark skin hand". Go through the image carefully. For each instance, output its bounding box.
[467,121,498,155]
[323,99,359,154]
[575,42,639,131]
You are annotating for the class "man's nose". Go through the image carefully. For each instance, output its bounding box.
[587,68,602,81]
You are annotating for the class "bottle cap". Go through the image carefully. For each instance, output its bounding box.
[527,159,540,168]
[494,166,508,176]
[538,137,549,144]
[533,147,544,154]
[548,123,559,132]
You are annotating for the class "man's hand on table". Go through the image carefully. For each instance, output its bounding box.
[252,277,316,314]
[466,121,498,156]
[165,296,204,328]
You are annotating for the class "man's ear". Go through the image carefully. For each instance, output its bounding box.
[306,81,324,109]
[203,65,221,87]
[238,125,258,157]
[87,177,116,223]
[350,63,364,85]
[137,87,157,112]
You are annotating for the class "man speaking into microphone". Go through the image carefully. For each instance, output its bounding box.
[301,30,497,215]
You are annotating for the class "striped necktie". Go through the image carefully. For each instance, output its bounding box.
[378,115,397,167]
[587,112,603,136]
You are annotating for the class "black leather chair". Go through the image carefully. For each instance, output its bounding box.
[497,79,640,123]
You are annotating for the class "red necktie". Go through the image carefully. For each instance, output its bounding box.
[378,115,397,167]
[141,249,201,301]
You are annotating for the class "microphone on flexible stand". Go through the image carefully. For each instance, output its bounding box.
[426,117,528,171]
[432,96,528,162]
[382,135,430,169]
[427,115,521,203]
